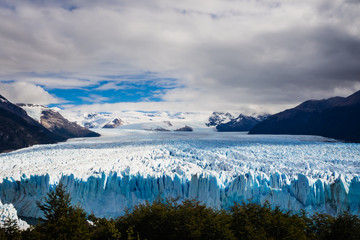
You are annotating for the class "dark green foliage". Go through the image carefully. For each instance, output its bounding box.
[32,182,90,240]
[309,211,360,240]
[230,202,308,240]
[0,216,21,240]
[0,188,358,240]
[116,198,234,240]
[88,214,121,240]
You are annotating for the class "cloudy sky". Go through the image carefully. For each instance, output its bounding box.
[0,0,359,114]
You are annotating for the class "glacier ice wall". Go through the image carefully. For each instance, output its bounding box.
[1,131,360,218]
[0,172,359,218]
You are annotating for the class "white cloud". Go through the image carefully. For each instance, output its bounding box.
[0,0,359,113]
[0,82,62,104]
[78,94,111,103]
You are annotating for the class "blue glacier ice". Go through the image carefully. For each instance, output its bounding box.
[0,130,359,218]
[1,172,359,218]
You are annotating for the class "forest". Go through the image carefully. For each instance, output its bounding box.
[1,183,359,240]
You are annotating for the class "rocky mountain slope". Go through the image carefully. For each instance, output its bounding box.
[249,90,360,142]
[103,118,124,128]
[216,114,268,132]
[19,104,100,139]
[0,96,64,153]
[206,112,234,127]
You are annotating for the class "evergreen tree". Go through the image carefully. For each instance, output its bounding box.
[35,182,90,240]
[0,216,21,240]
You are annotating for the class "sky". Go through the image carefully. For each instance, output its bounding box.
[0,0,360,115]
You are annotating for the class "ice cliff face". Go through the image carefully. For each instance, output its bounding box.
[1,171,359,219]
[0,130,359,218]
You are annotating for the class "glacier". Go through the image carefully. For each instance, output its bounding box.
[0,129,359,219]
[0,199,29,229]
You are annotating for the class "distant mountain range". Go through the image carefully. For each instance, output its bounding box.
[66,111,209,131]
[0,96,99,153]
[249,90,360,142]
[215,113,268,132]
[206,112,268,132]
[2,89,359,153]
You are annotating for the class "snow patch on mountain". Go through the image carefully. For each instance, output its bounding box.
[206,112,234,127]
[61,110,213,131]
[103,118,124,128]
[18,104,59,123]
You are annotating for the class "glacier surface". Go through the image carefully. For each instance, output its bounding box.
[0,130,359,219]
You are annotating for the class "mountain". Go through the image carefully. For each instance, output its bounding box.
[19,104,100,139]
[82,113,113,128]
[206,112,234,127]
[103,117,124,128]
[174,125,193,131]
[0,96,64,153]
[249,90,360,142]
[62,110,213,131]
[216,114,268,132]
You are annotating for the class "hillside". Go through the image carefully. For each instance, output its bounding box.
[249,90,360,142]
[0,96,64,153]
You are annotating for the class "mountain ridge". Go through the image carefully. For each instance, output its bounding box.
[0,95,64,153]
[0,96,100,153]
[249,90,360,142]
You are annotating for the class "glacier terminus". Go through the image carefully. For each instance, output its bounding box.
[0,129,359,219]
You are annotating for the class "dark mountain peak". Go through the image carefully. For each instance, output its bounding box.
[224,112,233,118]
[249,90,360,142]
[295,96,344,112]
[103,118,124,128]
[39,108,100,138]
[337,90,360,107]
[0,95,8,102]
[206,112,234,127]
[175,126,193,132]
[0,95,39,125]
[0,98,64,153]
[270,96,345,120]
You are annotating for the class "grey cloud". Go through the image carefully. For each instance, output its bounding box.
[0,0,359,113]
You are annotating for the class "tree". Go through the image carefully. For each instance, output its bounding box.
[0,216,21,240]
[88,214,121,240]
[35,182,89,240]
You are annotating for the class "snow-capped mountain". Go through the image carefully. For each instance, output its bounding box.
[205,112,268,132]
[0,96,62,153]
[103,118,124,128]
[62,110,270,132]
[216,114,269,132]
[18,104,100,139]
[82,113,113,128]
[206,112,234,127]
[63,110,212,132]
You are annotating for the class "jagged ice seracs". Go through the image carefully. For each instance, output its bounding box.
[0,129,359,219]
